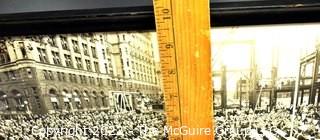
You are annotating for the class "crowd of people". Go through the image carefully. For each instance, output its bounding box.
[0,110,167,140]
[214,104,320,140]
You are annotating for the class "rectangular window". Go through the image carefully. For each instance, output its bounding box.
[83,43,89,56]
[43,70,49,80]
[92,77,96,85]
[73,74,77,83]
[72,40,80,53]
[97,78,103,86]
[75,57,83,69]
[102,49,106,59]
[85,59,91,71]
[37,48,48,63]
[104,63,108,74]
[69,73,73,82]
[79,75,83,84]
[64,54,72,68]
[50,36,58,47]
[61,72,66,81]
[48,71,54,80]
[51,51,61,65]
[60,36,69,50]
[57,72,62,81]
[94,62,99,73]
[83,76,87,84]
[91,46,97,58]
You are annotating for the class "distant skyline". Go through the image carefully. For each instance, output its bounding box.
[211,23,320,95]
[151,23,320,78]
[211,23,320,78]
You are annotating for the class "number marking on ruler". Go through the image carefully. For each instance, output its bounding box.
[153,0,183,139]
[153,0,213,139]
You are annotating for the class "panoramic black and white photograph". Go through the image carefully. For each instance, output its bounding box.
[5,24,320,140]
[212,24,320,140]
[0,32,167,140]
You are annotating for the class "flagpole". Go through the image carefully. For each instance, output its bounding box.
[290,50,301,137]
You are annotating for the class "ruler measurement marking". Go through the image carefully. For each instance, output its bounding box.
[153,0,213,139]
[167,1,184,138]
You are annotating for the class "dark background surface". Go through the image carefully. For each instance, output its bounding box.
[0,0,152,14]
[1,0,320,36]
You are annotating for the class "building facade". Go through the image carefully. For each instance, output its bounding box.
[0,32,161,114]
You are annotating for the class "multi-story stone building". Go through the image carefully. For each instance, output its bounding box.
[0,32,161,114]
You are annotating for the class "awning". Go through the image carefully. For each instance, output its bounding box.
[50,97,58,102]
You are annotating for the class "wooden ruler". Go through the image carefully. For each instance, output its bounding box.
[153,0,213,139]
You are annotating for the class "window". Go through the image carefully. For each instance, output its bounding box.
[91,46,97,58]
[83,43,88,56]
[60,36,69,50]
[92,77,96,85]
[61,72,66,81]
[102,49,106,59]
[43,70,49,80]
[107,79,111,86]
[104,63,108,74]
[94,61,99,73]
[90,77,96,85]
[79,75,84,84]
[19,42,27,58]
[111,80,116,88]
[85,59,91,71]
[83,76,87,84]
[73,74,77,83]
[7,71,17,80]
[48,71,54,80]
[75,57,83,69]
[64,54,72,67]
[57,72,62,81]
[72,40,79,53]
[50,36,58,47]
[69,73,73,82]
[97,78,103,86]
[37,48,48,63]
[0,54,8,64]
[52,51,61,65]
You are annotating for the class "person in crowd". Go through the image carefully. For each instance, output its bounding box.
[214,104,320,140]
[0,98,167,140]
